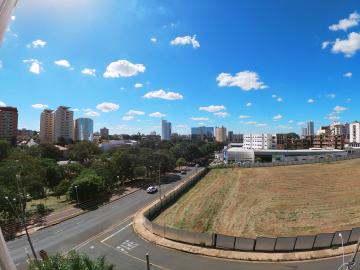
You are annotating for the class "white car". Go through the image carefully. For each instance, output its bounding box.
[146,186,158,194]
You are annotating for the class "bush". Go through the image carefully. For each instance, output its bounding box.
[67,171,105,202]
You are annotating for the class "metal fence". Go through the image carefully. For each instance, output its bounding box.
[142,161,360,252]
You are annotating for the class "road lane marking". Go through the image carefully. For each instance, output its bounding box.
[100,223,133,243]
[54,229,63,234]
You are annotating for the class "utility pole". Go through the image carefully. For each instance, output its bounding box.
[0,227,16,270]
[345,237,360,270]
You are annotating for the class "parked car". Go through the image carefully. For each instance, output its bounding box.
[146,186,158,194]
[180,170,187,175]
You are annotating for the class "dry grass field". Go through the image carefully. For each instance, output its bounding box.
[155,159,360,238]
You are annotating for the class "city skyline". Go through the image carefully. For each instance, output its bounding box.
[0,0,359,135]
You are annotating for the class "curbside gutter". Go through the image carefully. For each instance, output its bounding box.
[133,169,359,262]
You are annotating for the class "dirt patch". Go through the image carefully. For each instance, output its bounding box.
[154,159,360,238]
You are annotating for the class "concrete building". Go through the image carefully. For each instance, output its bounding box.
[53,106,74,143]
[161,120,171,141]
[40,109,54,144]
[301,127,307,138]
[0,106,18,145]
[17,129,34,142]
[243,134,274,149]
[75,118,93,141]
[215,126,227,142]
[191,126,214,141]
[100,127,109,139]
[350,122,360,144]
[307,120,314,136]
[313,134,345,149]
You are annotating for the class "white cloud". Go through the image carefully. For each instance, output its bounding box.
[11,16,15,21]
[277,97,283,102]
[81,68,96,76]
[346,98,352,103]
[278,125,293,130]
[326,93,336,99]
[308,99,315,103]
[134,83,143,88]
[298,122,305,126]
[333,105,347,113]
[27,39,47,48]
[245,121,257,125]
[103,60,145,78]
[122,115,134,121]
[329,12,360,31]
[0,101,6,107]
[54,59,71,68]
[327,115,341,121]
[32,104,48,109]
[213,112,228,117]
[176,124,188,128]
[331,32,360,57]
[199,105,225,112]
[239,115,251,119]
[126,109,145,116]
[288,120,294,124]
[343,72,352,78]
[217,70,267,91]
[143,89,183,100]
[84,109,100,117]
[22,59,43,74]
[170,35,200,49]
[72,108,80,112]
[246,102,252,107]
[272,94,277,98]
[0,60,2,69]
[273,114,283,121]
[256,123,268,127]
[149,112,166,118]
[96,102,120,112]
[150,37,157,43]
[321,41,330,49]
[191,117,209,121]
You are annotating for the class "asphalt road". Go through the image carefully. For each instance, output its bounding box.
[6,167,358,270]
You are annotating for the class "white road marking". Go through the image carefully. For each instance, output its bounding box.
[89,245,94,249]
[100,222,133,243]
[54,229,63,234]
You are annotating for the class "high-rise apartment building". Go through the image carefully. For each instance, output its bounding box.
[53,106,74,143]
[161,120,171,141]
[307,120,314,136]
[75,118,93,141]
[301,127,308,138]
[100,127,109,139]
[350,122,360,144]
[215,126,227,142]
[243,134,274,149]
[191,126,214,141]
[0,106,18,145]
[40,109,54,144]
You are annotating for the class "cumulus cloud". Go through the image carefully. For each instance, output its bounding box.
[199,105,225,112]
[103,60,145,78]
[308,99,315,103]
[72,108,80,112]
[126,109,145,116]
[256,123,268,127]
[191,117,209,121]
[272,94,277,98]
[149,112,166,118]
[84,109,100,117]
[150,37,157,43]
[122,116,134,121]
[11,16,15,21]
[333,105,347,113]
[278,125,293,130]
[0,101,6,106]
[170,35,200,49]
[288,120,294,124]
[216,70,267,91]
[81,68,96,76]
[27,39,47,48]
[322,41,330,49]
[54,59,71,68]
[343,72,352,78]
[273,114,283,121]
[143,89,183,100]
[246,102,252,107]
[239,115,251,119]
[245,121,257,125]
[326,93,336,99]
[277,97,283,102]
[96,102,120,112]
[213,112,228,117]
[32,104,48,109]
[134,83,143,88]
[331,32,360,57]
[327,115,341,121]
[0,60,3,69]
[298,122,305,126]
[22,59,43,74]
[329,12,360,31]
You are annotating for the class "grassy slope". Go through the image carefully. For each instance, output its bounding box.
[155,159,360,237]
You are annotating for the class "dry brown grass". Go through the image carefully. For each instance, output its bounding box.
[154,159,360,237]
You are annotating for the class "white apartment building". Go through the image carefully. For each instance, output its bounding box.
[40,109,54,144]
[53,106,74,143]
[215,126,227,142]
[243,134,275,150]
[350,122,360,144]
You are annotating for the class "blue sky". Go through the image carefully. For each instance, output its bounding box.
[0,0,359,135]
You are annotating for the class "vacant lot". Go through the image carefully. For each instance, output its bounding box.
[155,159,360,237]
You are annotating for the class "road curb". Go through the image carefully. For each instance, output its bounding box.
[133,175,359,262]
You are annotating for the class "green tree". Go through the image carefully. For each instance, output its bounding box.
[69,141,101,165]
[28,250,114,270]
[0,140,11,160]
[68,171,105,202]
[39,144,62,160]
[176,157,186,169]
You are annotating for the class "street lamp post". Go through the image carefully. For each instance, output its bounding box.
[74,185,79,207]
